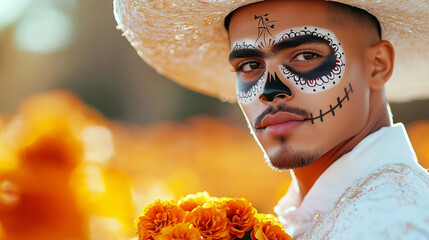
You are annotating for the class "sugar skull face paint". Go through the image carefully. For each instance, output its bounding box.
[231,24,345,103]
[254,14,276,49]
[304,82,353,124]
[230,41,265,103]
[228,0,372,170]
[278,27,345,93]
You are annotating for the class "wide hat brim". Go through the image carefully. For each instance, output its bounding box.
[114,0,429,103]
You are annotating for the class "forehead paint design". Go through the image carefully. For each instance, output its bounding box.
[254,14,276,49]
[234,13,278,103]
[278,27,345,93]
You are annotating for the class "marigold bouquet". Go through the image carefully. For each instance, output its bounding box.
[134,192,294,240]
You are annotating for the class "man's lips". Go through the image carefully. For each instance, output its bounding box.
[256,112,306,136]
[257,112,305,128]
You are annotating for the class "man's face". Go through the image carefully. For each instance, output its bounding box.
[228,0,373,170]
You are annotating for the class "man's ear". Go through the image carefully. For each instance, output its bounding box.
[366,40,395,89]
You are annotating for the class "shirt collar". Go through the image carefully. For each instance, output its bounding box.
[274,123,419,238]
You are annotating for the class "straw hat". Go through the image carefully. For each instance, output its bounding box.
[114,0,429,103]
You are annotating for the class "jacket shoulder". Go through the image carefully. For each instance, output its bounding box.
[302,164,429,240]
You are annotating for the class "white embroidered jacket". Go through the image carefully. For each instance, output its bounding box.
[274,123,429,239]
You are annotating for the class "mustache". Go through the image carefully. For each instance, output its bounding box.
[254,104,311,129]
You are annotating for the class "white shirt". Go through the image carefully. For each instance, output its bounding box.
[274,123,429,239]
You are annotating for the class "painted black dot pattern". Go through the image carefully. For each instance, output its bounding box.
[279,27,346,94]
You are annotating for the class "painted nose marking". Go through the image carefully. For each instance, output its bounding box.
[260,72,292,102]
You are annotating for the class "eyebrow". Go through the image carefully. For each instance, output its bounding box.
[229,35,330,62]
[229,48,265,62]
[272,35,330,53]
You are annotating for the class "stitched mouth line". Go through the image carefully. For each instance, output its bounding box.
[305,82,353,124]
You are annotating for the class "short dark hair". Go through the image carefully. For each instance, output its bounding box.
[326,1,381,38]
[224,1,381,39]
[224,9,234,32]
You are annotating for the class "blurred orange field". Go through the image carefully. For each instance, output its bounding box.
[0,91,427,240]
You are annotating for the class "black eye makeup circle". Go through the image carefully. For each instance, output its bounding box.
[278,27,345,93]
[236,72,266,103]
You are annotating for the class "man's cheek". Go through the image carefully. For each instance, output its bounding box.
[305,82,354,124]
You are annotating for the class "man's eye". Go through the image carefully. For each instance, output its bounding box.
[238,62,263,73]
[293,52,320,61]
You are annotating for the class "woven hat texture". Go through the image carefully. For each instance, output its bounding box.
[114,0,429,102]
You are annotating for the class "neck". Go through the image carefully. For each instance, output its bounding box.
[292,92,391,198]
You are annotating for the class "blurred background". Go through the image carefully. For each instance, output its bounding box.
[0,0,428,239]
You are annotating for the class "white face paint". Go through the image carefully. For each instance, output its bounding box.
[230,39,262,103]
[228,0,378,173]
[230,26,346,104]
[276,26,345,94]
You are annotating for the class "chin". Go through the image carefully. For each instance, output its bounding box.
[264,145,322,171]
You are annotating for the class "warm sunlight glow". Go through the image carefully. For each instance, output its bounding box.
[14,5,73,53]
[0,180,19,207]
[1,91,426,239]
[82,126,115,164]
[0,0,31,30]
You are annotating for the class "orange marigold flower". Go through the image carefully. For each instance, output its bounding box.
[178,191,215,212]
[254,213,277,222]
[158,223,203,240]
[251,214,293,240]
[184,206,229,240]
[135,200,185,240]
[220,197,257,239]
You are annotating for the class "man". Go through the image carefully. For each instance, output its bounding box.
[114,0,429,239]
